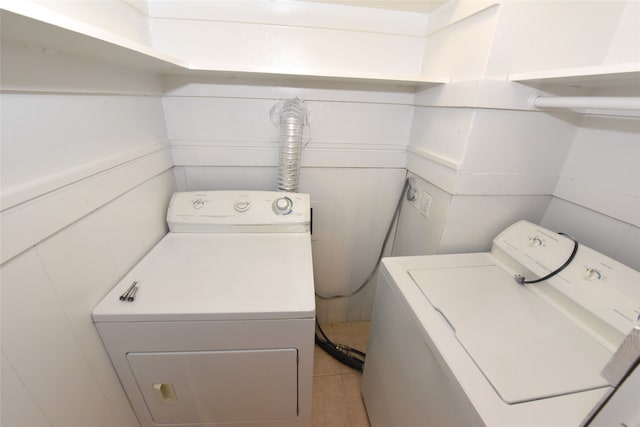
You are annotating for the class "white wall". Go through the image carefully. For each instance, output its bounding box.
[421,1,500,81]
[401,0,640,268]
[0,92,166,195]
[487,0,637,77]
[0,31,174,427]
[552,115,640,226]
[541,113,640,270]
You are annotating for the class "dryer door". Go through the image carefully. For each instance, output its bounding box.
[127,349,298,424]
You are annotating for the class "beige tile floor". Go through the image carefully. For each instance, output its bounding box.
[312,321,371,427]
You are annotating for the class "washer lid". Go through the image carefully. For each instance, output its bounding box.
[409,265,612,404]
[93,233,315,322]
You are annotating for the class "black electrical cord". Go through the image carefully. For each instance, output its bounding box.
[315,176,411,300]
[315,320,365,372]
[317,322,366,358]
[515,232,579,284]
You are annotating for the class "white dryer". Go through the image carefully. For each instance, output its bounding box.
[93,191,315,427]
[362,220,639,426]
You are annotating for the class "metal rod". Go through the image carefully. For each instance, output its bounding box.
[119,280,138,301]
[532,96,640,111]
[126,286,138,302]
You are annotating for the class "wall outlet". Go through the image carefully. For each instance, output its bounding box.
[419,191,432,218]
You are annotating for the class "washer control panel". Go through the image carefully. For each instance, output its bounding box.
[493,220,640,345]
[167,191,310,233]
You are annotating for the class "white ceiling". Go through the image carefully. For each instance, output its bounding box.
[297,0,448,14]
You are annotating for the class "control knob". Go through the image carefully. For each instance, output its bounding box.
[584,268,602,281]
[528,236,543,247]
[234,200,251,212]
[272,197,293,215]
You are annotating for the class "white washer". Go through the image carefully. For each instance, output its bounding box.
[362,220,640,426]
[93,191,315,427]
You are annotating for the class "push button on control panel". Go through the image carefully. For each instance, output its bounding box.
[192,199,205,209]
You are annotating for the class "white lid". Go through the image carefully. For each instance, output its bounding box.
[93,233,315,322]
[409,265,612,404]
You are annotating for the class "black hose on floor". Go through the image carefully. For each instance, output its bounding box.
[315,320,365,372]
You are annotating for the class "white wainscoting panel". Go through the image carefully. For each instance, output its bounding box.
[0,147,173,264]
[0,353,51,427]
[298,167,406,322]
[178,166,279,192]
[0,171,175,427]
[1,249,124,427]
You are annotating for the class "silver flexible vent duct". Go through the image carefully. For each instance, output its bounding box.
[270,98,307,192]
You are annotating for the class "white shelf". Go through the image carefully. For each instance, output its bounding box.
[0,7,445,92]
[509,63,640,90]
[6,2,636,94]
[0,3,186,69]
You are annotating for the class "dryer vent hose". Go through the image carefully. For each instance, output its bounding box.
[270,98,307,192]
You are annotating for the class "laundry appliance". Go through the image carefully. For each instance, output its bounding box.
[93,191,315,427]
[361,220,639,426]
